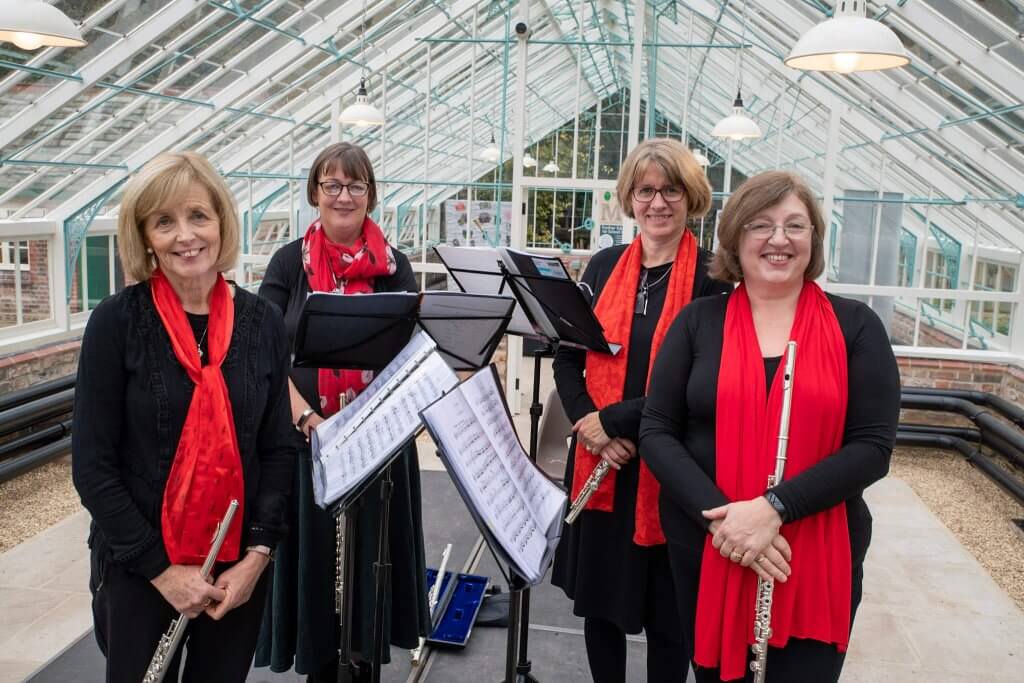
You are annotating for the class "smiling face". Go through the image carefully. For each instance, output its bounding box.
[737,191,813,293]
[143,181,222,292]
[316,168,369,246]
[631,164,688,247]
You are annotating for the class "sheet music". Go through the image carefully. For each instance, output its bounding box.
[311,332,459,507]
[421,368,566,583]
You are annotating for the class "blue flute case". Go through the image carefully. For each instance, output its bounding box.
[423,569,490,647]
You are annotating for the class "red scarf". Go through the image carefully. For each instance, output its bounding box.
[570,231,697,546]
[151,270,244,565]
[694,282,850,680]
[302,216,397,416]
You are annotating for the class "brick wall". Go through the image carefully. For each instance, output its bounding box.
[0,340,81,395]
[0,240,53,328]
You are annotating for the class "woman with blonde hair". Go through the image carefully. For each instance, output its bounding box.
[640,170,899,682]
[552,138,732,682]
[73,150,295,681]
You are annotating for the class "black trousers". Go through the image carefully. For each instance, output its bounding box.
[667,542,862,683]
[91,554,269,683]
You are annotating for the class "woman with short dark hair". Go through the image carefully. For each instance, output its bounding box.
[640,170,900,682]
[254,142,429,682]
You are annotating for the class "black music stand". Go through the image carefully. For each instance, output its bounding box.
[435,246,619,683]
[293,292,513,683]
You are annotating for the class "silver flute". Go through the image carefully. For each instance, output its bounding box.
[411,543,452,665]
[142,499,239,683]
[565,459,609,524]
[750,342,797,683]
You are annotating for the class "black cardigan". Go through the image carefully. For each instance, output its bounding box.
[72,283,296,580]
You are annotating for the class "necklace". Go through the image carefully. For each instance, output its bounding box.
[635,264,673,317]
[197,325,208,359]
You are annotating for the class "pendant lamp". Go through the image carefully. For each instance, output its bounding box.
[690,148,711,167]
[785,0,909,73]
[480,132,501,162]
[522,152,537,168]
[543,160,559,173]
[338,0,384,127]
[711,90,762,141]
[0,0,86,50]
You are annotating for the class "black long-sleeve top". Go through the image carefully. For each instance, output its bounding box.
[72,283,297,580]
[552,244,732,441]
[257,239,418,408]
[639,290,900,566]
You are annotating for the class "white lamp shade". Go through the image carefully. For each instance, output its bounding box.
[690,149,711,166]
[0,0,86,49]
[480,143,501,162]
[711,107,762,140]
[785,11,909,73]
[522,153,537,168]
[339,80,384,127]
[543,160,559,173]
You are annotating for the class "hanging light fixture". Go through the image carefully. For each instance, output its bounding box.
[712,90,762,140]
[713,0,761,141]
[785,1,909,73]
[543,160,559,173]
[338,0,384,127]
[480,132,501,162]
[0,0,86,50]
[691,148,711,167]
[522,152,537,168]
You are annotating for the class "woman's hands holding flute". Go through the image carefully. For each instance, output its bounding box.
[151,565,227,618]
[704,499,793,583]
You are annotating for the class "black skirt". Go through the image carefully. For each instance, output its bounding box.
[254,439,429,674]
[551,435,681,639]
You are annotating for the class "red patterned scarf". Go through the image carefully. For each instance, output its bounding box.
[302,216,397,415]
[151,270,244,565]
[570,230,697,546]
[694,281,851,680]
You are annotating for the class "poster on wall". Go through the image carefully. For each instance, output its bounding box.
[597,224,622,249]
[593,189,625,249]
[444,200,512,247]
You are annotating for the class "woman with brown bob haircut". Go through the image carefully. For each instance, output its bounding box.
[73,151,295,681]
[254,142,429,682]
[640,171,899,682]
[552,138,732,683]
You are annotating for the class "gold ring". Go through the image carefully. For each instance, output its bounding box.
[730,551,742,562]
[757,555,767,563]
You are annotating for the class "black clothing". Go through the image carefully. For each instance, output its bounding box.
[254,239,430,675]
[551,243,731,641]
[90,553,269,683]
[641,290,899,683]
[72,282,296,683]
[72,283,296,580]
[584,615,683,683]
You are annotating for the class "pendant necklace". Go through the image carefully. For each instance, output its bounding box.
[635,264,673,317]
[197,326,208,360]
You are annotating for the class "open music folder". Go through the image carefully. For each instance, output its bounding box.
[310,331,459,508]
[420,365,567,585]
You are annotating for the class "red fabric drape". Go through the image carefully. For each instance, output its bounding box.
[151,270,244,565]
[695,281,851,680]
[302,216,397,416]
[570,231,697,546]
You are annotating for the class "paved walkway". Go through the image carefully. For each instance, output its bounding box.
[2,358,1022,681]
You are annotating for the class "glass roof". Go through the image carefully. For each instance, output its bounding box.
[0,0,1022,252]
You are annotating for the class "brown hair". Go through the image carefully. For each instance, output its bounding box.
[708,170,826,283]
[306,142,378,212]
[615,138,712,219]
[117,151,240,282]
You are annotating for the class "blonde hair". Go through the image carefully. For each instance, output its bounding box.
[708,170,826,283]
[117,151,241,282]
[615,138,712,219]
[306,142,378,213]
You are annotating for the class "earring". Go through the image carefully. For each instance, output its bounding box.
[146,247,153,254]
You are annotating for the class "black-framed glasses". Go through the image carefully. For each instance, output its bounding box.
[742,221,812,239]
[318,180,369,197]
[631,185,685,203]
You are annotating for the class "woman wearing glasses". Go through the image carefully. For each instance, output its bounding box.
[640,171,899,682]
[552,138,731,682]
[255,143,428,682]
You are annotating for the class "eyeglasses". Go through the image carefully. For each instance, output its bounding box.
[742,221,812,239]
[319,180,369,197]
[631,186,685,203]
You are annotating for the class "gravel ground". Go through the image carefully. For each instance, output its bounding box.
[0,456,81,554]
[890,446,1024,611]
[0,450,1021,612]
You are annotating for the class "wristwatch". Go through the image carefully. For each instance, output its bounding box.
[764,491,788,523]
[295,407,316,433]
[245,544,274,560]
